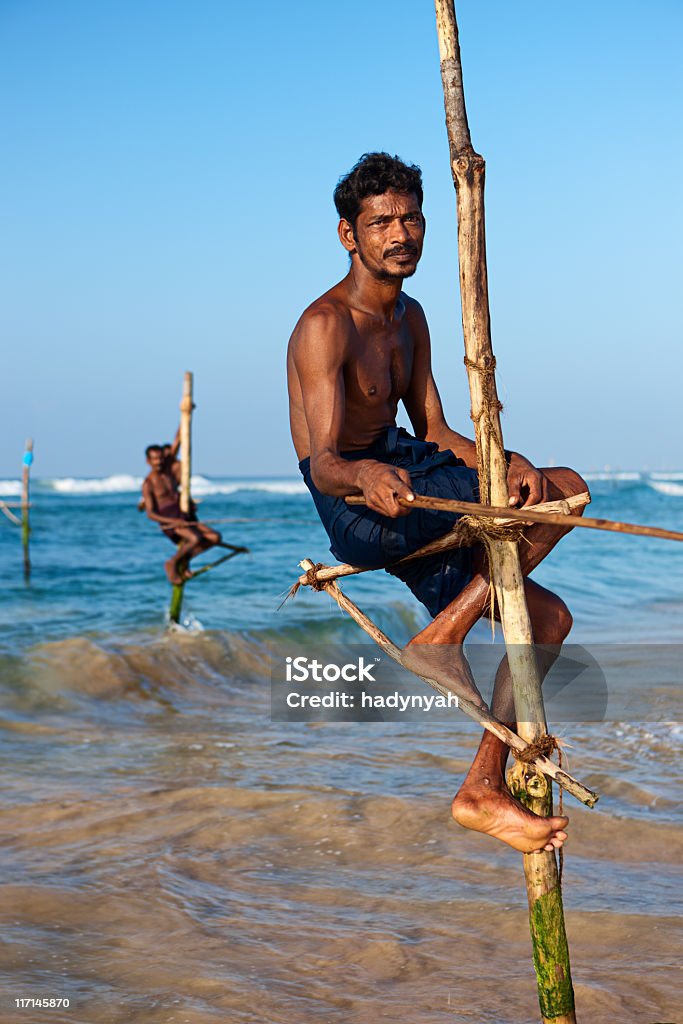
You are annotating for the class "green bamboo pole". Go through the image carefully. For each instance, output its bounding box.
[168,579,184,624]
[22,439,33,582]
[169,372,193,624]
[433,3,576,1020]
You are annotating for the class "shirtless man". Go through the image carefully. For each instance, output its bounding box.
[142,431,222,585]
[287,152,588,854]
[137,434,180,512]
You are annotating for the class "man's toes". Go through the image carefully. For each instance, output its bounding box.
[538,834,567,852]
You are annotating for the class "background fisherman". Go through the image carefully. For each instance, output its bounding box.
[142,426,222,585]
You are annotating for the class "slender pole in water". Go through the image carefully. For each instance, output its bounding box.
[22,438,33,582]
[169,372,193,624]
[179,371,193,517]
[433,3,576,1020]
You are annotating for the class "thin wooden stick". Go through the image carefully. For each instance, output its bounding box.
[435,4,576,1019]
[190,547,247,579]
[349,491,683,544]
[217,541,250,553]
[299,560,597,808]
[179,371,193,516]
[22,439,33,582]
[0,501,22,526]
[298,493,590,587]
[170,373,194,624]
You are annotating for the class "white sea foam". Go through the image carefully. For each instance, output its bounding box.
[648,480,683,497]
[48,475,144,494]
[31,474,307,497]
[10,470,683,500]
[582,471,642,482]
[0,480,22,496]
[191,477,307,496]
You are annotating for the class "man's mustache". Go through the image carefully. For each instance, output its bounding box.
[383,245,418,258]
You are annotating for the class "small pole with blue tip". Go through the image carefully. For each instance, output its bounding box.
[22,439,33,582]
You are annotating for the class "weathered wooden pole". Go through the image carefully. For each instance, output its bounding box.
[179,371,193,516]
[169,372,193,624]
[433,3,576,1021]
[22,438,33,582]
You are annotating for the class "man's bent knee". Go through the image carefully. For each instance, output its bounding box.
[555,599,573,640]
[542,466,589,504]
[538,595,573,643]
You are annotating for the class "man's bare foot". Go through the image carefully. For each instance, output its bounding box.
[164,557,184,586]
[451,782,568,853]
[402,643,487,709]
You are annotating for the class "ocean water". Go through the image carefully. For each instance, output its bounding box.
[0,472,681,1023]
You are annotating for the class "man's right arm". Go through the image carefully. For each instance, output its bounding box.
[292,307,414,518]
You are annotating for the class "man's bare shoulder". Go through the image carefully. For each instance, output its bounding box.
[142,474,157,510]
[289,284,354,350]
[401,292,428,326]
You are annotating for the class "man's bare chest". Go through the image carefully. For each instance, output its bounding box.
[344,329,414,404]
[151,473,178,504]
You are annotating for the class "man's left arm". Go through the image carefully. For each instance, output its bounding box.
[402,300,547,508]
[170,426,181,460]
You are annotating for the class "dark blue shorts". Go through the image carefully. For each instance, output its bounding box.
[299,427,480,617]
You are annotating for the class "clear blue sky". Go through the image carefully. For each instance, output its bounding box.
[1,0,681,477]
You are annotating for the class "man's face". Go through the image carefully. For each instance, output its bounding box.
[147,449,164,471]
[346,190,425,281]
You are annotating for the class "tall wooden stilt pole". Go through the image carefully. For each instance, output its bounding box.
[433,4,576,1021]
[179,371,193,517]
[169,372,193,624]
[22,439,33,583]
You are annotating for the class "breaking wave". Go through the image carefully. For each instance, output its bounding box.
[0,480,22,496]
[2,471,682,499]
[48,474,144,494]
[191,477,307,497]
[583,471,642,482]
[0,475,308,497]
[649,480,683,497]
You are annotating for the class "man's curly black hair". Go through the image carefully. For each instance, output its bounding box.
[333,152,423,227]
